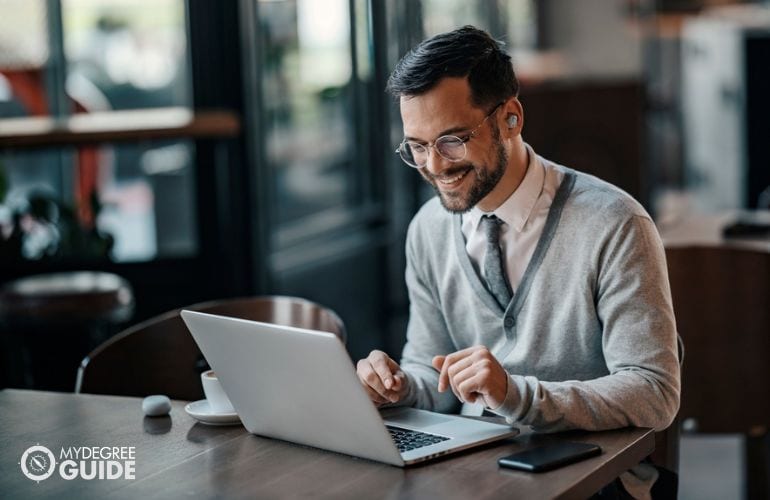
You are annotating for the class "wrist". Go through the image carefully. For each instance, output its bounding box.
[486,370,509,411]
[489,374,519,418]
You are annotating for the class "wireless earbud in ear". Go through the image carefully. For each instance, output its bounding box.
[507,115,519,128]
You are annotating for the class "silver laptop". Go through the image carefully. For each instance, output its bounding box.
[181,310,518,466]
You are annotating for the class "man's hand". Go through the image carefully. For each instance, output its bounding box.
[432,346,508,410]
[356,350,408,406]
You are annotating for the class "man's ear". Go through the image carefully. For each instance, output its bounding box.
[502,96,523,135]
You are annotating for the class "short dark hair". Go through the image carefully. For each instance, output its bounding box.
[386,26,519,109]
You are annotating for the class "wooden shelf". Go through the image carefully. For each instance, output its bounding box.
[0,107,240,149]
[627,12,692,39]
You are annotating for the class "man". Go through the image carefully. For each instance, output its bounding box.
[356,26,680,498]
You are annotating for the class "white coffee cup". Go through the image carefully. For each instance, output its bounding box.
[201,370,235,414]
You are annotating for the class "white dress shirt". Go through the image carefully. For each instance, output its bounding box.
[462,144,565,294]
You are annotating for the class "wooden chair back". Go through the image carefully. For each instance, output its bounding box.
[666,245,770,434]
[75,296,346,400]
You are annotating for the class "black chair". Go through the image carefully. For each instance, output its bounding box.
[75,296,346,400]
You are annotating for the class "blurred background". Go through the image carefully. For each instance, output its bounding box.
[0,1,769,498]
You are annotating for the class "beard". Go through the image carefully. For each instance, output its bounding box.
[421,126,508,214]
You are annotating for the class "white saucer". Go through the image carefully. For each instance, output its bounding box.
[184,400,242,426]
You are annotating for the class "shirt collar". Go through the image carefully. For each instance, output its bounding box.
[466,143,545,233]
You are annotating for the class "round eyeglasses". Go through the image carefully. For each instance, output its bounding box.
[395,102,503,169]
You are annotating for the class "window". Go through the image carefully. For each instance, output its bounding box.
[63,0,190,111]
[0,0,194,262]
[422,0,538,49]
[258,0,362,233]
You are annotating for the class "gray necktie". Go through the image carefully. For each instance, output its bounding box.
[481,215,512,309]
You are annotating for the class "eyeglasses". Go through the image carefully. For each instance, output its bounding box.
[395,102,504,169]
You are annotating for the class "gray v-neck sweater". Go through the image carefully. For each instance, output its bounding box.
[398,160,680,434]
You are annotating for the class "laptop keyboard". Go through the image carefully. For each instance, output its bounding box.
[386,425,450,453]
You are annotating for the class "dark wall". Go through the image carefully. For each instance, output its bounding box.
[520,79,647,206]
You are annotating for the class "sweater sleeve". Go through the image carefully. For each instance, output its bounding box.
[493,214,681,432]
[397,220,461,414]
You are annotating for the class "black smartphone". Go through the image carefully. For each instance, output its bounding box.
[498,441,601,472]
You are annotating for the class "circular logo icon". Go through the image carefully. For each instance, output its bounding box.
[20,445,56,482]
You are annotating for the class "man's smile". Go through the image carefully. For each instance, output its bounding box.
[425,166,474,190]
[437,168,472,187]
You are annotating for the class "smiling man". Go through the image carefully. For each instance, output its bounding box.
[355,26,680,498]
[401,81,518,214]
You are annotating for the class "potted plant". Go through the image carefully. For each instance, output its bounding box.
[0,161,114,262]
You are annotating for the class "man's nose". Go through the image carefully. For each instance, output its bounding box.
[423,146,447,176]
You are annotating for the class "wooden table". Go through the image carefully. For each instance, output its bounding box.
[659,209,770,252]
[0,390,654,499]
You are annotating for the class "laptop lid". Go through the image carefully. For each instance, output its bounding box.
[180,310,404,466]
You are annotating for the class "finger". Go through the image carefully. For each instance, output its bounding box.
[439,357,451,393]
[386,358,404,391]
[371,354,396,390]
[451,363,482,395]
[391,369,406,391]
[369,356,404,403]
[358,369,394,404]
[358,359,390,398]
[432,355,447,392]
[447,356,474,380]
[361,382,389,406]
[444,346,483,365]
[446,357,475,399]
[457,372,485,405]
[439,349,476,393]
